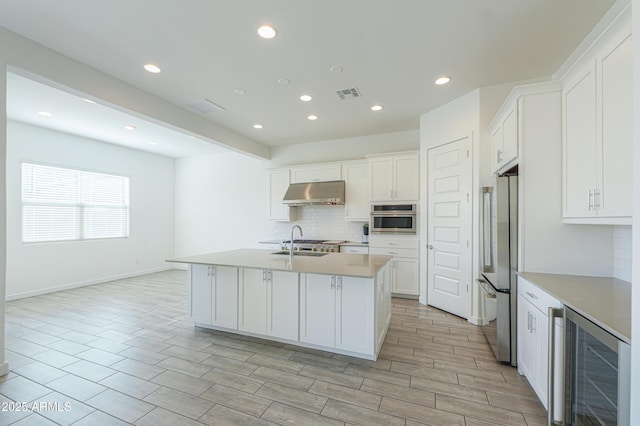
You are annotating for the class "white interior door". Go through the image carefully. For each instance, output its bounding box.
[427,138,472,319]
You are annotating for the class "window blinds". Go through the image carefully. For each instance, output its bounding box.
[22,163,130,242]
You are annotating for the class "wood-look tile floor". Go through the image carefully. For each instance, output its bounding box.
[2,270,547,425]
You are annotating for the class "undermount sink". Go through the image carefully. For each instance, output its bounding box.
[271,250,330,257]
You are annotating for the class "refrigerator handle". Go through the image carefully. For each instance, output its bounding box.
[548,307,564,425]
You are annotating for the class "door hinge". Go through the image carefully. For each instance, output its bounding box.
[467,284,469,292]
[466,149,470,158]
[466,193,469,202]
[466,240,469,248]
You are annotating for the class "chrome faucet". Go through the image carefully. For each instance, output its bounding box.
[290,225,303,264]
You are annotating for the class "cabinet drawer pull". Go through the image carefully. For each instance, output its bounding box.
[388,251,398,255]
[526,291,537,300]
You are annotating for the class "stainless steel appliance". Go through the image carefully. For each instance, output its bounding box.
[479,168,518,366]
[370,204,416,234]
[282,181,345,206]
[279,239,348,253]
[563,307,631,425]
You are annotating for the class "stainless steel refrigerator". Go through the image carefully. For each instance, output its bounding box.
[479,168,518,366]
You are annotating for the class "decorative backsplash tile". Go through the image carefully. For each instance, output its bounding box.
[272,206,367,243]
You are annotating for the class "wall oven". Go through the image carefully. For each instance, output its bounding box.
[370,204,416,234]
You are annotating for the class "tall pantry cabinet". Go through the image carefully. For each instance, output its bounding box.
[562,16,632,224]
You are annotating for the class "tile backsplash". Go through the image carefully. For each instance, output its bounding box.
[613,226,632,282]
[272,206,367,242]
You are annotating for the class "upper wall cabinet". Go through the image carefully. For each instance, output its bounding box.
[489,102,518,174]
[268,168,295,221]
[290,164,341,183]
[342,161,370,221]
[562,20,632,224]
[368,152,419,202]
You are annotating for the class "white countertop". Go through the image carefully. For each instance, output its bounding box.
[168,249,392,278]
[518,272,631,343]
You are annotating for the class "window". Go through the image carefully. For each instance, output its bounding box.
[22,163,130,243]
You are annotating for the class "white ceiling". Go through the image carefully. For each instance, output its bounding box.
[0,0,616,156]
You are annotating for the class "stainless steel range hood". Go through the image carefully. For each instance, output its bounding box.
[282,180,345,206]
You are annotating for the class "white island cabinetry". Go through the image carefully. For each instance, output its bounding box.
[239,268,299,340]
[300,274,378,355]
[189,264,238,329]
[174,249,392,360]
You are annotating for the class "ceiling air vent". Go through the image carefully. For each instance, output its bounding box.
[188,98,226,114]
[336,87,361,100]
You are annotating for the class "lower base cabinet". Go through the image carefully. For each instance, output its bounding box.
[239,268,299,340]
[189,264,238,329]
[188,262,391,360]
[517,277,563,422]
[299,273,375,355]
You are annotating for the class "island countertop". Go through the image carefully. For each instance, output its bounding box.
[168,249,392,278]
[518,272,631,344]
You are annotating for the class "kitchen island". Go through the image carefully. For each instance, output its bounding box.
[168,249,393,360]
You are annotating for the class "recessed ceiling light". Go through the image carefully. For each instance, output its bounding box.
[144,64,161,74]
[124,125,136,131]
[149,141,158,146]
[307,115,318,121]
[300,94,312,102]
[234,88,246,95]
[278,78,290,85]
[435,76,451,85]
[330,65,344,73]
[371,105,383,111]
[257,25,277,39]
[253,124,263,129]
[82,98,96,104]
[38,111,52,117]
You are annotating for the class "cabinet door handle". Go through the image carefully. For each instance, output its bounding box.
[211,266,216,276]
[594,190,601,209]
[388,242,399,246]
[388,251,398,255]
[526,291,537,300]
[548,308,564,425]
[336,276,342,290]
[497,149,503,163]
[262,270,266,282]
[588,189,593,211]
[527,311,531,332]
[331,276,335,290]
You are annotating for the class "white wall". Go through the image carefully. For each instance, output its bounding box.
[174,152,272,258]
[613,226,632,282]
[6,121,175,299]
[175,131,421,259]
[269,130,419,167]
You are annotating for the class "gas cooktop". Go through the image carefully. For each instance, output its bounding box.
[280,239,349,253]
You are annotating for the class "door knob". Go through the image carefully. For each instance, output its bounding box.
[428,244,434,250]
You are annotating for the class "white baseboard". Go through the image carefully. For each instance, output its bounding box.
[5,266,175,301]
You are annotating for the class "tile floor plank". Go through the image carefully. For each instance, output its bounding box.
[4,270,547,425]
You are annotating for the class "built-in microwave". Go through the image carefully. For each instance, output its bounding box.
[370,204,416,234]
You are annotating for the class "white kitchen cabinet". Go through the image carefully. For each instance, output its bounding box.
[267,270,299,341]
[239,268,268,334]
[299,273,374,355]
[290,164,341,183]
[268,169,295,222]
[341,161,370,221]
[489,103,518,173]
[368,152,419,202]
[239,268,299,339]
[340,245,369,254]
[189,264,238,329]
[517,277,563,421]
[562,22,632,224]
[369,236,419,297]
